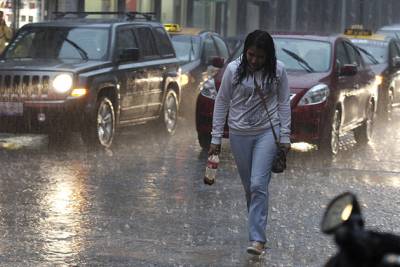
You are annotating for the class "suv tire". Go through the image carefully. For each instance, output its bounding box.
[82,96,115,149]
[354,101,374,145]
[160,89,178,135]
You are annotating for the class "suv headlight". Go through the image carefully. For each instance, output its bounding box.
[298,84,329,106]
[200,78,218,100]
[52,73,73,94]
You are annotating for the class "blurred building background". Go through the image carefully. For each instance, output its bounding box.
[1,0,400,37]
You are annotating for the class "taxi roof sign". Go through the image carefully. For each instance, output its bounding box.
[344,25,372,36]
[164,23,182,32]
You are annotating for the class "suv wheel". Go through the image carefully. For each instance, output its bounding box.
[160,89,178,135]
[320,109,340,155]
[198,133,211,150]
[354,101,374,145]
[82,96,115,148]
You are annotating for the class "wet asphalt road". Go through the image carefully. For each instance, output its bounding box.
[0,109,400,267]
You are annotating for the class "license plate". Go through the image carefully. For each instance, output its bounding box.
[0,102,23,116]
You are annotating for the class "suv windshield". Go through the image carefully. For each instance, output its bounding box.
[170,35,201,63]
[4,27,109,60]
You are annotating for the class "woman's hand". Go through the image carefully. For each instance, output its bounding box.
[280,143,291,154]
[208,143,221,156]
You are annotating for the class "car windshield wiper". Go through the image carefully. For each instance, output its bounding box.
[281,48,315,73]
[63,37,89,60]
[356,45,379,64]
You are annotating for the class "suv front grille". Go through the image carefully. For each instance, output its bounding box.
[0,73,51,101]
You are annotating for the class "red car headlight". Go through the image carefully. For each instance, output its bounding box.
[298,83,329,106]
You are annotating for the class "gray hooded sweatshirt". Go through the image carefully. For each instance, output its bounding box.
[211,57,291,145]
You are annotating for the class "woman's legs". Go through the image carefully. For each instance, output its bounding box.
[230,128,277,243]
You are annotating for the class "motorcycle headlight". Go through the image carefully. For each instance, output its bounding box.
[200,78,218,100]
[298,84,329,106]
[52,74,73,94]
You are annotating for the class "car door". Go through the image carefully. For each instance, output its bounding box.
[335,41,359,127]
[135,26,164,118]
[116,25,148,121]
[344,41,375,123]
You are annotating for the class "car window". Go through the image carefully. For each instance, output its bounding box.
[153,27,175,58]
[136,27,159,59]
[203,36,219,61]
[170,35,201,63]
[213,35,230,59]
[116,27,138,58]
[336,42,350,68]
[343,42,362,67]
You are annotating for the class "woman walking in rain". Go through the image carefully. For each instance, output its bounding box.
[208,30,291,255]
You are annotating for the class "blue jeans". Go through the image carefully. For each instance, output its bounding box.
[229,128,278,243]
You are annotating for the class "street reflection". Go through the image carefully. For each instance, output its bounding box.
[38,161,88,263]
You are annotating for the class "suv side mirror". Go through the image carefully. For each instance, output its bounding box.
[340,64,357,76]
[119,48,140,62]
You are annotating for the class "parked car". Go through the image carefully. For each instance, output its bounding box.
[164,23,229,116]
[0,12,181,148]
[345,28,400,118]
[376,24,400,39]
[196,33,378,155]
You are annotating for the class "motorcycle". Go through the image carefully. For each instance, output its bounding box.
[321,192,400,267]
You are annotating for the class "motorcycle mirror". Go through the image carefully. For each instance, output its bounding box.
[321,192,361,234]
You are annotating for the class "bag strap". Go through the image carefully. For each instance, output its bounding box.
[253,76,279,146]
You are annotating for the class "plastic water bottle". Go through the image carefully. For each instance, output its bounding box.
[204,154,219,185]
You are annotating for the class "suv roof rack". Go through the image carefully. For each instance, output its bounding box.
[52,11,156,21]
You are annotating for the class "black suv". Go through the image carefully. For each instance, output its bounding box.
[0,12,181,148]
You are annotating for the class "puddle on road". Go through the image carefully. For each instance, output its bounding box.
[0,134,47,150]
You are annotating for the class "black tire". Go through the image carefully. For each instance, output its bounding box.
[320,109,340,155]
[198,133,211,150]
[354,101,374,145]
[160,89,178,135]
[81,96,115,149]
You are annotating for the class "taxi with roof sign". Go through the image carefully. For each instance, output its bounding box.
[164,23,230,117]
[344,25,400,118]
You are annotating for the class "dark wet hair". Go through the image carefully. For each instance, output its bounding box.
[234,30,277,86]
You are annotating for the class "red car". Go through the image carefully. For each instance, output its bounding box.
[196,34,378,155]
